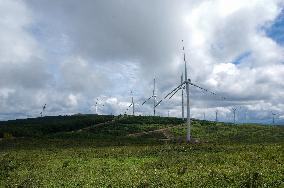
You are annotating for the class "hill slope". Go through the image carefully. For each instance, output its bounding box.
[0,115,283,187]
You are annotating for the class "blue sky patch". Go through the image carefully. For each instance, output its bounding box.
[232,51,251,65]
[266,8,284,45]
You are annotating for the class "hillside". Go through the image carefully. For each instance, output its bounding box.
[0,115,283,187]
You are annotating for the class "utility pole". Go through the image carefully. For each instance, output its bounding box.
[181,74,184,120]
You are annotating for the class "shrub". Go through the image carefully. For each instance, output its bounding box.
[3,132,13,139]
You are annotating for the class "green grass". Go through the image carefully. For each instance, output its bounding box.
[0,115,283,187]
[171,120,284,144]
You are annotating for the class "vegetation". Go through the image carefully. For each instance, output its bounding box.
[0,115,283,187]
[0,114,114,138]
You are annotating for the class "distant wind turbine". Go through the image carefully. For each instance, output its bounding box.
[272,112,277,124]
[94,98,105,115]
[40,104,46,117]
[231,107,237,124]
[125,91,135,116]
[142,78,159,116]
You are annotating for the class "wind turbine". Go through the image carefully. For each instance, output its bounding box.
[95,99,99,114]
[272,112,277,124]
[142,78,159,116]
[231,107,237,124]
[126,91,135,116]
[155,40,226,142]
[215,109,218,122]
[131,91,135,116]
[40,104,46,117]
[94,98,105,115]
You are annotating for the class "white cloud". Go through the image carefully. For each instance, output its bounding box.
[0,0,284,123]
[67,94,79,107]
[0,0,40,62]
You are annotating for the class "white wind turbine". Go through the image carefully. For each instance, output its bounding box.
[125,91,135,116]
[93,98,104,115]
[94,99,99,114]
[142,78,159,116]
[215,109,218,122]
[155,40,226,142]
[181,74,185,120]
[40,104,46,117]
[272,112,277,124]
[231,107,237,124]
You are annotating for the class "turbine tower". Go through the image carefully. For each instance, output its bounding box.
[142,78,158,116]
[40,104,46,117]
[125,91,135,116]
[132,92,135,116]
[181,74,185,120]
[215,110,218,122]
[232,107,237,124]
[94,98,104,115]
[153,78,156,116]
[183,44,191,142]
[95,99,99,114]
[128,91,135,116]
[272,112,277,124]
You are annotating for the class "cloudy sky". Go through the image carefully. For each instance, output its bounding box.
[0,0,284,124]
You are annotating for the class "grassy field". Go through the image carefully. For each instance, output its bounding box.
[0,115,283,187]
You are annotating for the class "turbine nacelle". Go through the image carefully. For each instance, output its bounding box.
[184,79,191,84]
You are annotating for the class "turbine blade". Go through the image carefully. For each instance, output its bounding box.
[142,96,152,105]
[164,82,185,99]
[189,82,226,100]
[155,100,162,108]
[169,87,182,99]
